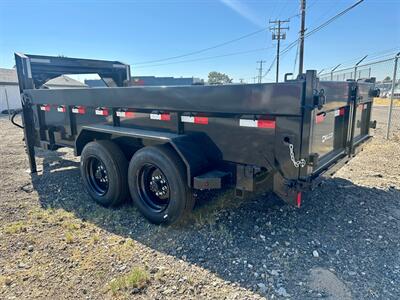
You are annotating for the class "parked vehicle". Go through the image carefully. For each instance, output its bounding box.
[13,53,379,225]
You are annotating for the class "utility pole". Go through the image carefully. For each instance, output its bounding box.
[269,19,289,82]
[256,60,266,83]
[298,0,306,75]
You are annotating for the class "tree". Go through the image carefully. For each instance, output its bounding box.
[208,71,233,85]
[383,76,391,82]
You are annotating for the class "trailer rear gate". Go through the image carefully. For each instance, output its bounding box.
[14,53,378,225]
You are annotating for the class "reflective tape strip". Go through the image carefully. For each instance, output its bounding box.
[296,192,302,208]
[334,107,345,117]
[239,119,275,128]
[72,106,85,114]
[181,116,208,124]
[364,104,368,110]
[40,104,51,112]
[57,106,66,113]
[95,108,109,116]
[315,114,325,124]
[257,120,276,128]
[239,119,257,127]
[116,111,135,118]
[150,113,170,121]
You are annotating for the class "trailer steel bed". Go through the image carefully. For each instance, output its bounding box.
[14,53,378,224]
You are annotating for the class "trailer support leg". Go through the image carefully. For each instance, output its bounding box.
[22,105,37,173]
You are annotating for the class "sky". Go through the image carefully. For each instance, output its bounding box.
[0,0,399,83]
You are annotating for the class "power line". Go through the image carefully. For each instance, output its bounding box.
[276,0,290,20]
[293,40,300,75]
[307,0,344,28]
[263,0,366,80]
[133,28,266,65]
[134,0,366,79]
[304,0,365,38]
[134,46,275,69]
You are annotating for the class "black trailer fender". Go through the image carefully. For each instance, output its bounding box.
[75,124,222,187]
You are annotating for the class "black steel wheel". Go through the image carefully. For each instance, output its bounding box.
[87,156,109,196]
[128,145,194,225]
[81,140,128,207]
[138,164,170,212]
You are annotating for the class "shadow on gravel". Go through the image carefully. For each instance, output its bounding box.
[31,152,400,299]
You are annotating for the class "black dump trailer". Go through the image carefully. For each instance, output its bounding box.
[13,53,379,224]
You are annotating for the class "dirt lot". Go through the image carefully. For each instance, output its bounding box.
[0,110,399,300]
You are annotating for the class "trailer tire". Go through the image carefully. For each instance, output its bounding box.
[80,140,128,207]
[128,145,194,225]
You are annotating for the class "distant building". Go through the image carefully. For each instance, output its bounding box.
[85,76,204,88]
[129,76,204,86]
[0,68,20,113]
[42,75,87,89]
[84,79,108,88]
[0,68,86,113]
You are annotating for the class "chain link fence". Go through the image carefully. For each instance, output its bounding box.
[319,53,400,139]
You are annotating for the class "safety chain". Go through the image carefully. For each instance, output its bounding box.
[287,143,307,168]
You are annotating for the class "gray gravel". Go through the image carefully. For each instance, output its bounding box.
[0,110,399,299]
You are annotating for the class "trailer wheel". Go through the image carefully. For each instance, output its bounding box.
[128,145,194,225]
[80,140,128,207]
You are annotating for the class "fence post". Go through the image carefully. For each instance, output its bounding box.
[331,64,341,80]
[386,52,400,139]
[354,55,368,80]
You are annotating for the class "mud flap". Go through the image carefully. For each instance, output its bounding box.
[273,172,302,207]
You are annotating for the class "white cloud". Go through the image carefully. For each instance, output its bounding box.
[219,0,265,27]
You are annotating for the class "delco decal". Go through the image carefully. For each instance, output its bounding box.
[322,132,334,143]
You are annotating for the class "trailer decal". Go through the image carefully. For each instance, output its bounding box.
[40,104,51,112]
[116,110,135,118]
[57,105,66,113]
[322,132,334,143]
[181,116,209,124]
[95,108,109,116]
[239,119,275,129]
[150,113,171,121]
[72,106,86,114]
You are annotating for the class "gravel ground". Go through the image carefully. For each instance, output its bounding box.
[0,110,399,300]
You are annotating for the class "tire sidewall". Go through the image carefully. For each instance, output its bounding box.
[128,147,187,224]
[81,142,124,207]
